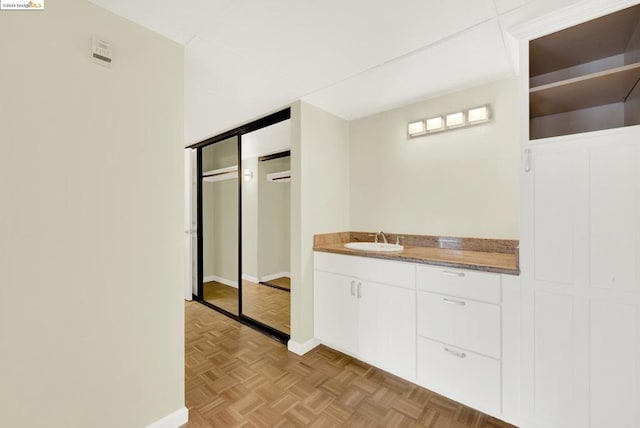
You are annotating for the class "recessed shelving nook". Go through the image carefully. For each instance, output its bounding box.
[529,4,640,140]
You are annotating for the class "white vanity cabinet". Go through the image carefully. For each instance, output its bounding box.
[313,251,521,425]
[416,265,504,417]
[313,251,416,381]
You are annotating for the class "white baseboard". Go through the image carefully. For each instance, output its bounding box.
[203,275,238,288]
[242,273,259,283]
[261,272,291,282]
[145,407,188,428]
[288,337,320,356]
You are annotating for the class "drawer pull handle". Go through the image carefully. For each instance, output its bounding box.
[443,270,465,277]
[444,347,467,359]
[357,282,362,298]
[443,298,466,306]
[350,280,356,296]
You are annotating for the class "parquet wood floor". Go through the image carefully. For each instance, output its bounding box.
[263,276,291,291]
[203,281,239,315]
[203,281,290,334]
[243,280,290,334]
[185,301,518,428]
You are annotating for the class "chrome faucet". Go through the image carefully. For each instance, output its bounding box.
[378,231,388,244]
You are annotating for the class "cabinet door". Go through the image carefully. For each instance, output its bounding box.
[587,140,640,428]
[313,270,358,355]
[522,130,640,428]
[357,280,416,381]
[521,141,590,428]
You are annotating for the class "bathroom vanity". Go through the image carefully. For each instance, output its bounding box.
[312,232,521,425]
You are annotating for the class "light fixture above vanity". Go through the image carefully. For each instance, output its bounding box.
[425,116,444,132]
[408,104,491,137]
[445,112,465,128]
[467,105,490,124]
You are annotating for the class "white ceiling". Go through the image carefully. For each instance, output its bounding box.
[89,0,584,143]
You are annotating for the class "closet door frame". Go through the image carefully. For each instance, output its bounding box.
[188,108,291,343]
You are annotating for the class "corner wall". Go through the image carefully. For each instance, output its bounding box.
[290,101,350,348]
[0,1,185,427]
[258,156,291,279]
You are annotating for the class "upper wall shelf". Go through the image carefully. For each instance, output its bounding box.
[530,62,640,117]
[529,4,640,139]
[529,5,640,76]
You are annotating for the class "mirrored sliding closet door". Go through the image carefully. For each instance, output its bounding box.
[241,120,291,336]
[199,136,240,316]
[191,108,291,342]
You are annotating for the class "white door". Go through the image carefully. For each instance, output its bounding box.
[184,148,197,300]
[521,140,590,428]
[357,280,416,381]
[521,130,640,428]
[313,270,358,355]
[587,138,640,428]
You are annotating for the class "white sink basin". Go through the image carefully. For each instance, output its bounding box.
[344,242,404,252]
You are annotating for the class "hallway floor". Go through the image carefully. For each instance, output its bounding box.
[185,301,517,428]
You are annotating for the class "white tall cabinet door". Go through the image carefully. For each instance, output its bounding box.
[522,130,640,428]
[313,270,358,355]
[521,140,590,428]
[588,140,640,428]
[357,280,416,380]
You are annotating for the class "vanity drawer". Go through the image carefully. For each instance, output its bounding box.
[314,252,415,289]
[417,291,500,358]
[416,264,500,304]
[417,337,500,416]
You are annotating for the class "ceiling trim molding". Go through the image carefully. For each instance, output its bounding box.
[507,0,639,40]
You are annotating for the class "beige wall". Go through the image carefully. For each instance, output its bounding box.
[203,179,239,283]
[348,78,520,239]
[290,102,350,346]
[258,156,291,278]
[241,155,291,282]
[202,137,238,283]
[0,1,185,427]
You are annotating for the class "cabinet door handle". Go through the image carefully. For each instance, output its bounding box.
[357,282,362,298]
[350,280,355,296]
[442,270,465,277]
[443,298,466,306]
[444,347,467,359]
[524,148,531,173]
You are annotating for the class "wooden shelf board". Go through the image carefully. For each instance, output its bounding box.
[530,62,640,117]
[529,4,640,76]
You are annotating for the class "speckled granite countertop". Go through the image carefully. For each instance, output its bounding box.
[313,232,519,275]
